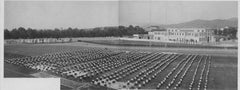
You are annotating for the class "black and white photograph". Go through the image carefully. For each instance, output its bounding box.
[2,0,238,90]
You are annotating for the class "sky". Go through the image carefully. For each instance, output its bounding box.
[119,1,238,26]
[5,1,238,30]
[5,1,119,30]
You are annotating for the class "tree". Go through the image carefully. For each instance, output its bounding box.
[5,25,147,39]
[10,28,20,39]
[4,29,11,39]
[18,27,27,38]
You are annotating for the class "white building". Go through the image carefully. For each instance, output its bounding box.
[149,28,215,43]
[134,27,216,44]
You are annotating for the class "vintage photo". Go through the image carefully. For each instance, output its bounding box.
[4,1,238,90]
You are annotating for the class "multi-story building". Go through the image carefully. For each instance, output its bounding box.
[134,27,216,44]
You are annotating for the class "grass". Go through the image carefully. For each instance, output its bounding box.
[60,85,72,90]
[208,56,237,90]
[4,62,36,78]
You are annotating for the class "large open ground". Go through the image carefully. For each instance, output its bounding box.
[4,40,237,90]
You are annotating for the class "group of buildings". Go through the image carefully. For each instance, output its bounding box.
[4,38,73,44]
[133,26,217,44]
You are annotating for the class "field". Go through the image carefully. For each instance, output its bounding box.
[4,41,237,90]
[77,37,238,49]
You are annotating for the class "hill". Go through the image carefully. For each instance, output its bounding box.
[157,17,238,29]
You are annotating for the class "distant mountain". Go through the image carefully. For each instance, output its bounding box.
[157,17,238,29]
[227,17,238,22]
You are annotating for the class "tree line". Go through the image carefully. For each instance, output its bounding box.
[4,25,148,39]
[213,27,238,39]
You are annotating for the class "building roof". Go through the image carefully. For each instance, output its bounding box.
[149,27,215,32]
[166,28,212,30]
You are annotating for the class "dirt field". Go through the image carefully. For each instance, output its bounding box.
[4,42,237,90]
[78,37,238,49]
[5,42,237,57]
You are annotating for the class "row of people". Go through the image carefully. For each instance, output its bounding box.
[172,55,198,89]
[165,55,197,89]
[188,56,205,90]
[197,56,208,90]
[156,55,192,89]
[204,56,211,90]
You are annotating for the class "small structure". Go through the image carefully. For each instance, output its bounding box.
[133,34,152,40]
[4,38,73,44]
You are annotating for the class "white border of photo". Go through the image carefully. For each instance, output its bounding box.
[0,0,239,90]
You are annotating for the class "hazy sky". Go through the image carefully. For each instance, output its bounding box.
[5,1,119,29]
[120,1,238,26]
[5,1,238,30]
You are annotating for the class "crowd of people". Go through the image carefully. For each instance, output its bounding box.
[53,52,150,82]
[5,47,212,89]
[5,47,123,71]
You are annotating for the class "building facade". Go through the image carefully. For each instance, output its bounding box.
[134,28,216,44]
